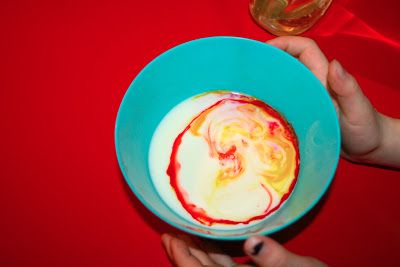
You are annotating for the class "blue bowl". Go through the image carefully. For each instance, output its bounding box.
[115,36,340,240]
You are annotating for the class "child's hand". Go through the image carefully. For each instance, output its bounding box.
[267,37,400,167]
[161,233,326,267]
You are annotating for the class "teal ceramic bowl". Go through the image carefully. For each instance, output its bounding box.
[115,36,340,240]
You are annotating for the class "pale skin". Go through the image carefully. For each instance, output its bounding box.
[162,37,400,267]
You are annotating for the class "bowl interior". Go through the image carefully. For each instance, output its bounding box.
[115,37,340,240]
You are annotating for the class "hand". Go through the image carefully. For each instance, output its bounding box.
[161,233,327,267]
[267,37,400,167]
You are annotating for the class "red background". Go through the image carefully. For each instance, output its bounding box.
[1,0,399,266]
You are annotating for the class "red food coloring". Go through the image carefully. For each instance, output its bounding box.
[166,93,300,226]
[218,146,237,160]
[268,121,279,135]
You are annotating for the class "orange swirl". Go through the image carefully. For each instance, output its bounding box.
[167,92,299,226]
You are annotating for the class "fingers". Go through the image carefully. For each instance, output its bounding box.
[177,234,216,266]
[244,235,293,267]
[161,233,174,260]
[163,233,233,267]
[162,233,205,267]
[244,236,327,267]
[267,37,329,87]
[200,239,237,267]
[171,237,205,267]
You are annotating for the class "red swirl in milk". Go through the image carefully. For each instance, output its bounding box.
[167,92,300,226]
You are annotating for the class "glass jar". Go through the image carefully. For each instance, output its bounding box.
[250,0,333,36]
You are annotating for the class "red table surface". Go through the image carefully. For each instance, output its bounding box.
[1,0,399,266]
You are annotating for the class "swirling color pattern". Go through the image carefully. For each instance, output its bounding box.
[167,92,299,226]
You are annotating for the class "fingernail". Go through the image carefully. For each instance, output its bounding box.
[252,241,264,256]
[333,59,346,78]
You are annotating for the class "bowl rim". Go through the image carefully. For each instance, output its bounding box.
[114,36,341,240]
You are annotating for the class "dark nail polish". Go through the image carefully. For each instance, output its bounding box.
[252,241,264,255]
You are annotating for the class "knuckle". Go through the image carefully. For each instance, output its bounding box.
[296,36,316,46]
[266,250,290,267]
[304,38,318,48]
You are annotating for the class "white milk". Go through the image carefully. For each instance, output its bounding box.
[148,92,298,229]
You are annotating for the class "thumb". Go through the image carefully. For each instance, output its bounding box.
[328,59,373,123]
[243,236,327,267]
[328,60,382,157]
